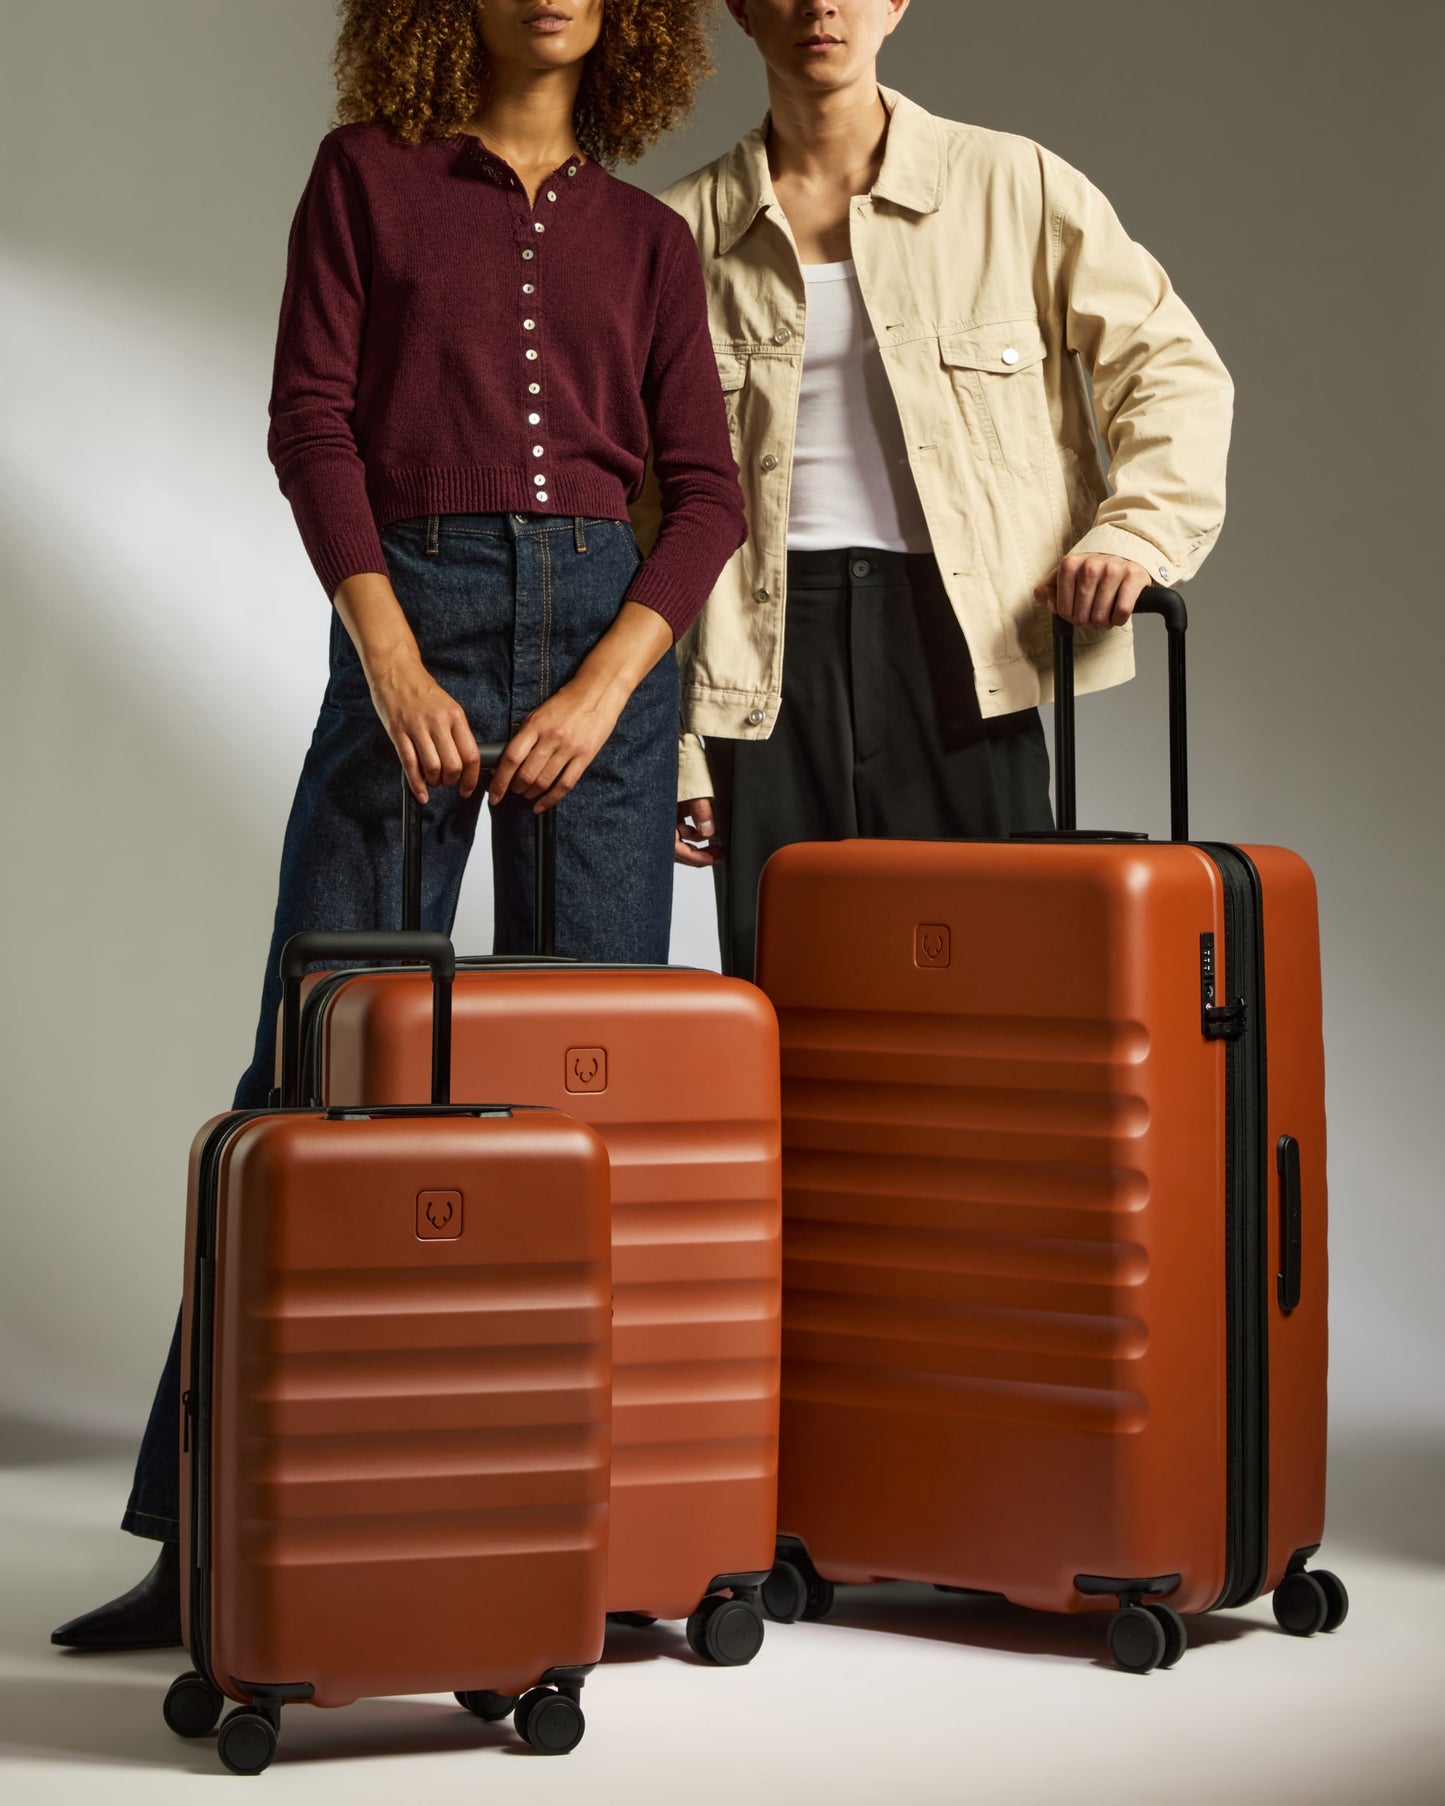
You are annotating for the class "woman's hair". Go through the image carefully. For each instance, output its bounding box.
[334,1,716,164]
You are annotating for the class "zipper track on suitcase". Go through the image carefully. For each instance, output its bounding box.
[1200,844,1270,1611]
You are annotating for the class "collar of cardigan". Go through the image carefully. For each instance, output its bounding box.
[451,134,593,188]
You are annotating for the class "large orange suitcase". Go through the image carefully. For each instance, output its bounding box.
[753,593,1347,1672]
[285,771,782,1666]
[166,932,612,1772]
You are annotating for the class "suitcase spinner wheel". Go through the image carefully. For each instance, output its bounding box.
[761,1539,835,1625]
[216,1705,280,1776]
[1106,1603,1188,1674]
[455,1690,519,1721]
[1272,1567,1349,1636]
[162,1671,224,1740]
[685,1594,766,1666]
[514,1684,586,1755]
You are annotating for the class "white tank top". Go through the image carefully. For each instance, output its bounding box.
[786,259,933,554]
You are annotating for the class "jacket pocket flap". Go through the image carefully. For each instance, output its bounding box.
[714,353,749,392]
[939,319,1048,375]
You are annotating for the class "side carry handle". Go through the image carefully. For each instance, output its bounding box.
[279,931,455,1109]
[1277,1134,1303,1313]
[1053,587,1189,842]
[401,747,557,955]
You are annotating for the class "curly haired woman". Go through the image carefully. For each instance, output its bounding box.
[53,0,742,1652]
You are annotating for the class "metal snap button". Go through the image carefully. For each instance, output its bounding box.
[760,453,779,471]
[773,327,793,345]
[1158,566,1170,581]
[851,558,872,578]
[746,709,765,726]
[513,513,527,523]
[754,586,770,602]
[1001,347,1020,365]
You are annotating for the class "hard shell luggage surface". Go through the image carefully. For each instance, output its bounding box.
[286,763,782,1654]
[171,933,612,1770]
[753,593,1342,1669]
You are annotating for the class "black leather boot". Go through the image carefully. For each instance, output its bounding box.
[51,1543,182,1651]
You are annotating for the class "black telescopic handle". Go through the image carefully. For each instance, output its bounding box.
[401,751,556,955]
[279,930,455,1109]
[1052,587,1190,843]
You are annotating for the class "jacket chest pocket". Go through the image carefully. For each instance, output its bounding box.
[939,319,1050,476]
[715,351,749,448]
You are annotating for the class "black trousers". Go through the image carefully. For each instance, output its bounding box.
[709,547,1055,980]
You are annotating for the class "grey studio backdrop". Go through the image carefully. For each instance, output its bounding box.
[1,0,1439,1540]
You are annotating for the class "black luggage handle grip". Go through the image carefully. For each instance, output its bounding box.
[279,931,455,1109]
[401,748,557,955]
[1052,587,1190,843]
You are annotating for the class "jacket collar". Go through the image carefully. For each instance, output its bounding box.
[716,85,943,256]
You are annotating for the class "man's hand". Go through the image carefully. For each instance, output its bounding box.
[676,797,722,867]
[1034,553,1153,628]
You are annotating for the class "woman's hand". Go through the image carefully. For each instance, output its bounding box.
[368,652,482,806]
[489,600,673,812]
[489,679,628,812]
[332,571,481,805]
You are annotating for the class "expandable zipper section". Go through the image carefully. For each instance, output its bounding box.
[188,1109,270,1694]
[1199,844,1270,1610]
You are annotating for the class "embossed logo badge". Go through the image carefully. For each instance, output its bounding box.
[416,1190,463,1240]
[565,1046,607,1093]
[914,924,951,969]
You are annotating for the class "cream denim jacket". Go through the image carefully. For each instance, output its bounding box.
[633,88,1233,801]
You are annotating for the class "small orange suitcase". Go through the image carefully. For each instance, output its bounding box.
[285,769,782,1666]
[753,593,1346,1671]
[166,932,612,1771]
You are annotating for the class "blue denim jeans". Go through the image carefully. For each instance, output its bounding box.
[123,511,679,1541]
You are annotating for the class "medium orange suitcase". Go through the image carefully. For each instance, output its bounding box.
[284,770,782,1666]
[166,932,612,1771]
[753,593,1346,1671]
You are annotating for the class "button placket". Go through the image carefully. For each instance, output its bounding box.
[499,152,580,515]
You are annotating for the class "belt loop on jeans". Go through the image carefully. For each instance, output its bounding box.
[424,514,440,555]
[573,516,587,554]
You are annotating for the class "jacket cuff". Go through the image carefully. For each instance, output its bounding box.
[1067,523,1180,588]
[677,732,714,804]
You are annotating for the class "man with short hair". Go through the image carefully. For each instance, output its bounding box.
[655,0,1233,977]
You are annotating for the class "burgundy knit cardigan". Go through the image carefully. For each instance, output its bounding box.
[267,123,746,638]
